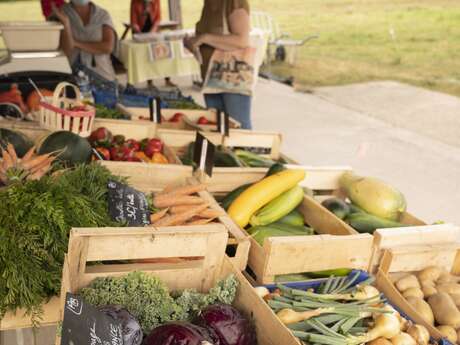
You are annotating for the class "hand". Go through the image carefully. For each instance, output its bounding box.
[184,34,206,52]
[52,3,70,27]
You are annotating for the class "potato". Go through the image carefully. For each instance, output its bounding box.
[436,283,460,295]
[402,288,424,299]
[437,325,457,343]
[406,324,430,345]
[396,275,421,292]
[437,272,454,284]
[428,292,460,328]
[449,293,460,308]
[418,266,443,283]
[406,297,435,325]
[421,285,437,298]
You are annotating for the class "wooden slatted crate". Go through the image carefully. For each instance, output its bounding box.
[373,224,460,342]
[118,104,241,130]
[56,226,298,345]
[100,162,250,271]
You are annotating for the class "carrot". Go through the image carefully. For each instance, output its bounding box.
[6,144,17,165]
[21,153,53,171]
[1,148,14,170]
[171,206,224,219]
[27,166,49,181]
[152,203,209,227]
[21,146,36,164]
[187,217,217,225]
[158,184,207,197]
[29,156,55,175]
[150,208,169,223]
[199,209,224,219]
[153,195,205,208]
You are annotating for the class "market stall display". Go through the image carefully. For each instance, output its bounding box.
[56,226,296,345]
[372,224,460,343]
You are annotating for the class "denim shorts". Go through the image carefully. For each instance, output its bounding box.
[204,93,252,129]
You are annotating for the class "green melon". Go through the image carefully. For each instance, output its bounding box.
[0,128,33,158]
[38,131,92,165]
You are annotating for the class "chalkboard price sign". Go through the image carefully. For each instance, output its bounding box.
[61,293,123,345]
[193,132,215,177]
[216,110,230,136]
[107,180,151,226]
[149,97,162,123]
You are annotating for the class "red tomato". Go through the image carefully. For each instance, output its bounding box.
[170,112,185,123]
[144,138,164,158]
[197,116,210,125]
[94,147,110,160]
[125,139,141,151]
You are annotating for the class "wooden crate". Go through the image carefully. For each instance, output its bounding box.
[56,226,299,345]
[92,118,184,166]
[100,163,250,271]
[373,224,460,341]
[118,104,241,130]
[157,128,284,192]
[244,195,372,284]
[0,119,50,141]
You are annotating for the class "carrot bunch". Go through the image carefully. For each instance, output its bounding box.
[150,183,224,227]
[0,144,56,185]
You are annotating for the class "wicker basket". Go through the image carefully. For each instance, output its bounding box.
[39,82,95,137]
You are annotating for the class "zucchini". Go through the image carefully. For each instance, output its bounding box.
[348,203,366,214]
[234,149,276,168]
[321,198,350,220]
[276,209,304,226]
[249,185,305,226]
[214,150,241,167]
[265,163,286,177]
[345,212,407,234]
[228,169,306,227]
[247,223,313,246]
[220,183,253,210]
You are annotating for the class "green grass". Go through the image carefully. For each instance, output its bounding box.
[0,0,459,97]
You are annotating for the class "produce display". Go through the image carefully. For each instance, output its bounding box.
[89,127,170,163]
[393,266,460,343]
[321,172,412,234]
[77,272,257,344]
[258,272,435,345]
[220,167,314,246]
[150,183,224,226]
[95,104,130,120]
[167,99,205,110]
[0,163,121,321]
[181,142,279,168]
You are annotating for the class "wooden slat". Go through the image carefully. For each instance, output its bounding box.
[263,234,373,277]
[223,129,282,160]
[93,118,157,140]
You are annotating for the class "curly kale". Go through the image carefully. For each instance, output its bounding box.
[0,164,122,321]
[80,272,238,333]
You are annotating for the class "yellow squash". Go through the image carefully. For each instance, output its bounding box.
[228,169,306,227]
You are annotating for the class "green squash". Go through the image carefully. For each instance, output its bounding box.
[38,131,92,165]
[0,128,33,158]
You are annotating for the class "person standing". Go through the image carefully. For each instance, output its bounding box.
[130,0,161,34]
[184,0,253,129]
[52,0,117,81]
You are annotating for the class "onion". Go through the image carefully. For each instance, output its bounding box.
[364,313,401,342]
[406,324,429,345]
[144,322,220,345]
[390,332,416,345]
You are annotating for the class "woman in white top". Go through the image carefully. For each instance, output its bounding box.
[53,0,117,80]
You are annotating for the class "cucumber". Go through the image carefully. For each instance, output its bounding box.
[346,212,407,234]
[321,198,350,220]
[276,209,304,226]
[269,222,314,234]
[220,183,253,210]
[265,163,286,177]
[348,203,366,214]
[214,150,242,167]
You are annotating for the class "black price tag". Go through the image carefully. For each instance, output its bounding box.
[216,111,230,136]
[193,132,215,177]
[61,293,123,345]
[149,97,162,123]
[107,180,151,226]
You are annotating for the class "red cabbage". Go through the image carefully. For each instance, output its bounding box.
[195,304,257,345]
[144,322,220,345]
[99,305,143,345]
